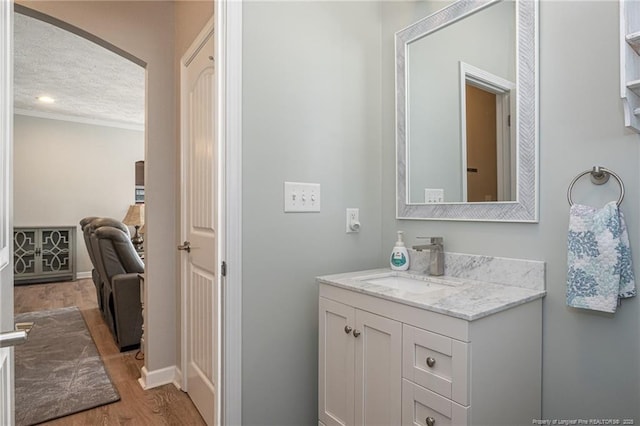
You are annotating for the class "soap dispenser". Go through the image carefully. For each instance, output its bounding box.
[390,231,409,271]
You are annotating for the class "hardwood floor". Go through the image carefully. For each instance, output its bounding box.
[14,279,206,425]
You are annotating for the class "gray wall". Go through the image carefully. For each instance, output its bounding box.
[242,1,383,424]
[383,0,640,421]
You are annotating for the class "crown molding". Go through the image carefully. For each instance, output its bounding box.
[14,108,144,132]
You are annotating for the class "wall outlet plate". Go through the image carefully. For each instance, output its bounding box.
[346,208,360,233]
[284,182,321,212]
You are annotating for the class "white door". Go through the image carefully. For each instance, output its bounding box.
[319,298,355,426]
[180,26,217,426]
[354,310,402,426]
[0,1,14,423]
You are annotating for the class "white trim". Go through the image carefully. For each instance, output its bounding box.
[76,271,92,279]
[219,1,243,425]
[184,16,214,68]
[0,248,8,272]
[173,367,183,390]
[14,108,144,131]
[178,27,191,396]
[137,365,180,390]
[0,0,11,275]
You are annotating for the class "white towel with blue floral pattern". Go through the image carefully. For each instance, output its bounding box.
[567,201,636,313]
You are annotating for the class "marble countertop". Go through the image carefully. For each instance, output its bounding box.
[317,268,546,321]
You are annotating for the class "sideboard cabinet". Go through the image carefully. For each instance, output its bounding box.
[13,226,76,285]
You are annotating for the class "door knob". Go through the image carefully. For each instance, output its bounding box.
[344,325,352,334]
[0,322,34,348]
[426,416,436,426]
[426,357,436,368]
[353,329,361,338]
[177,241,191,253]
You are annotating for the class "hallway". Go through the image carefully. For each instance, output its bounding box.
[14,279,205,425]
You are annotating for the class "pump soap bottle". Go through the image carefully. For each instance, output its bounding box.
[390,231,409,271]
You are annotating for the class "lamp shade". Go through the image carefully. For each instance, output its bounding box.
[122,204,145,227]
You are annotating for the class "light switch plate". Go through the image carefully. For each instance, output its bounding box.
[424,188,444,203]
[284,182,321,212]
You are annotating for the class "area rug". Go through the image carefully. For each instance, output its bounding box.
[14,306,120,426]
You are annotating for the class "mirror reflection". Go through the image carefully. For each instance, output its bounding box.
[406,0,516,204]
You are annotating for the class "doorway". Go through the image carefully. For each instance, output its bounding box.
[459,62,516,202]
[3,1,243,424]
[179,22,218,425]
[12,3,150,420]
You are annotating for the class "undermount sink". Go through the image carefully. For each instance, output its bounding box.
[356,272,462,293]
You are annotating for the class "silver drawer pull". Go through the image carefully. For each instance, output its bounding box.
[426,416,436,426]
[344,325,352,334]
[353,329,361,338]
[426,357,436,368]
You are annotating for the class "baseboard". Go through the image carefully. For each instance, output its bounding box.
[173,367,183,390]
[138,365,180,390]
[76,271,92,279]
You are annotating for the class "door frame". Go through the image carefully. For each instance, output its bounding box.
[179,1,243,424]
[0,1,14,423]
[217,1,242,424]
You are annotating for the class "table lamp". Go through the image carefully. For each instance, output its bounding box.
[123,204,145,251]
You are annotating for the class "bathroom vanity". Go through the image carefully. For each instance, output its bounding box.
[317,257,545,426]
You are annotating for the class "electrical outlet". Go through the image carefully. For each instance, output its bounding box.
[284,182,321,212]
[346,208,360,233]
[424,188,444,203]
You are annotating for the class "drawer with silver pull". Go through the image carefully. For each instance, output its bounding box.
[402,325,469,406]
[402,379,468,426]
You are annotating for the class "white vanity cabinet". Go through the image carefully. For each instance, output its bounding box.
[318,282,542,426]
[319,297,402,426]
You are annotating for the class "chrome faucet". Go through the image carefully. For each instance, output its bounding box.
[412,237,444,276]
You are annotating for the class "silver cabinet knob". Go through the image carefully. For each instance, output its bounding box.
[177,241,191,253]
[344,325,352,334]
[426,416,436,426]
[426,357,436,368]
[353,330,361,338]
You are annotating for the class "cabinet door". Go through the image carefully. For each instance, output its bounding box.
[13,229,38,277]
[354,309,402,426]
[39,228,73,275]
[319,297,355,426]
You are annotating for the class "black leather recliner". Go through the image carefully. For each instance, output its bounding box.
[93,225,143,351]
[79,217,130,315]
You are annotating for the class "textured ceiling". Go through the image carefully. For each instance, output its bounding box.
[14,12,145,128]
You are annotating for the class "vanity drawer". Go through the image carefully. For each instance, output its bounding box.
[402,325,469,406]
[402,379,468,426]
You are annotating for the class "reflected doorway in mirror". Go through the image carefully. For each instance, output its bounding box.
[459,62,516,202]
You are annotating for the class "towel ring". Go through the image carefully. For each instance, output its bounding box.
[567,166,625,206]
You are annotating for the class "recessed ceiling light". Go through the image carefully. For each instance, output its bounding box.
[36,96,55,104]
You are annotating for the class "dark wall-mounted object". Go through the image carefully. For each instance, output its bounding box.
[135,161,144,186]
[135,161,144,203]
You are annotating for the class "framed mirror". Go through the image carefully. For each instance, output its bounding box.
[396,0,538,222]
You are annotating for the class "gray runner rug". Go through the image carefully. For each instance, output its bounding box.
[14,306,120,426]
